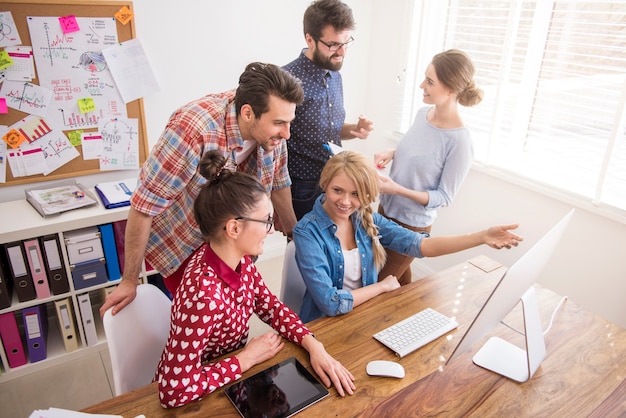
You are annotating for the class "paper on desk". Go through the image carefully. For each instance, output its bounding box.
[468,255,503,273]
[28,407,121,418]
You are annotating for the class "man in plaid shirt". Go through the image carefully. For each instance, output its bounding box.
[100,62,304,316]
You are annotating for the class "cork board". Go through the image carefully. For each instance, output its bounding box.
[0,0,148,186]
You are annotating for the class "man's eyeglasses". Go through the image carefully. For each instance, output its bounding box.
[314,36,354,53]
[235,215,274,233]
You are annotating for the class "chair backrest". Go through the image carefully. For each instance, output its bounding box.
[279,241,307,314]
[103,283,171,396]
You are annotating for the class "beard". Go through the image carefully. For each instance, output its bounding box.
[311,47,344,72]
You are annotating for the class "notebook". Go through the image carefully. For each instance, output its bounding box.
[224,357,329,418]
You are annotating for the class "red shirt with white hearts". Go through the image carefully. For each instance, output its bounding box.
[155,243,312,408]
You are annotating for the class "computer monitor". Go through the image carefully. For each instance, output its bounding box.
[446,208,575,382]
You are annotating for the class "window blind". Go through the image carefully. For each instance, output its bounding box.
[402,0,626,213]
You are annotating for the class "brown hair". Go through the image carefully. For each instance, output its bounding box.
[235,62,304,118]
[319,151,386,268]
[303,0,355,39]
[194,150,266,242]
[432,49,484,107]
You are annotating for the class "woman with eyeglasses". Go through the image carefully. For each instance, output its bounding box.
[155,150,355,409]
[293,151,522,323]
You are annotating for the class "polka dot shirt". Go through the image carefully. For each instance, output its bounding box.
[284,50,346,181]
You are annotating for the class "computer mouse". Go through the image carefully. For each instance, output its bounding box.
[366,360,405,378]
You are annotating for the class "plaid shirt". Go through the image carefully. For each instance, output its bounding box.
[131,90,290,277]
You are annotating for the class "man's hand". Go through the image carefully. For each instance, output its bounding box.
[99,279,139,317]
[350,115,374,139]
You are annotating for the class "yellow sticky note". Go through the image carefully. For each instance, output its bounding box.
[2,129,27,149]
[78,98,96,114]
[115,6,134,25]
[67,129,84,146]
[0,50,14,70]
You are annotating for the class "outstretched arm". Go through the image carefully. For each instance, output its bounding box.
[420,224,523,257]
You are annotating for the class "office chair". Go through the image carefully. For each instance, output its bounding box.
[102,283,171,396]
[279,241,307,314]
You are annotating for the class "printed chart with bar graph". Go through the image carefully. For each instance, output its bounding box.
[18,115,52,143]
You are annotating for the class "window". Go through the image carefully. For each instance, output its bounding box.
[402,1,626,215]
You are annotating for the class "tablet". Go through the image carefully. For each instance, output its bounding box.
[224,357,329,418]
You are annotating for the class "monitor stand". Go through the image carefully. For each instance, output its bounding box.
[472,286,546,383]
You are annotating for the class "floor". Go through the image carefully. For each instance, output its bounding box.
[0,255,285,418]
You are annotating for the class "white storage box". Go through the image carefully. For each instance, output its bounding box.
[64,226,104,265]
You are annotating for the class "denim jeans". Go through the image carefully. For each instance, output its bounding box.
[291,179,322,220]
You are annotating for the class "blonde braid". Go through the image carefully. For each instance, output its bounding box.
[360,205,386,269]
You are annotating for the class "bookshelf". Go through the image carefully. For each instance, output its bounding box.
[0,196,152,383]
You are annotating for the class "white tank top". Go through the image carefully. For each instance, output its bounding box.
[342,247,362,290]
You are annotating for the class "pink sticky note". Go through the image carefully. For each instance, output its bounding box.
[59,15,80,33]
[0,98,7,114]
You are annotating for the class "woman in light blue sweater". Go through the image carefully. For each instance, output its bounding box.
[375,49,484,285]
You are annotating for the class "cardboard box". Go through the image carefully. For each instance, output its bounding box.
[64,227,104,265]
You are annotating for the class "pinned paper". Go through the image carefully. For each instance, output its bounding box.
[0,50,14,70]
[2,128,27,149]
[0,81,53,117]
[78,98,96,114]
[115,6,134,25]
[82,132,103,160]
[0,11,22,47]
[102,38,160,103]
[0,98,7,114]
[0,138,6,183]
[59,15,80,33]
[7,147,47,177]
[5,46,35,81]
[66,130,84,146]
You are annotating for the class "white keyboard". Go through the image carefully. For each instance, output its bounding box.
[373,308,458,358]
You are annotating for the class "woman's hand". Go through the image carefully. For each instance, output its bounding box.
[379,275,401,292]
[302,335,356,397]
[374,149,395,169]
[236,332,285,372]
[378,174,400,194]
[484,224,523,249]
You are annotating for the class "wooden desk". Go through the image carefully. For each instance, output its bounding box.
[83,257,626,417]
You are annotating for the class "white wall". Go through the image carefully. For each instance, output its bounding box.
[0,0,373,201]
[2,0,624,329]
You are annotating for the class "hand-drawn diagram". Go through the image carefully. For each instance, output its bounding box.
[0,80,53,116]
[27,16,127,130]
[0,11,22,47]
[98,117,139,171]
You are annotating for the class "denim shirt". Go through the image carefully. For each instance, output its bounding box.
[292,195,428,322]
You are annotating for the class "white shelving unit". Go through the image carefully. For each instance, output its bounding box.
[0,197,150,384]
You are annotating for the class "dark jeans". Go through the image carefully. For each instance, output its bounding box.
[291,179,322,220]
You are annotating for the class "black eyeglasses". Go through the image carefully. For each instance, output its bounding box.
[314,36,354,53]
[235,215,274,233]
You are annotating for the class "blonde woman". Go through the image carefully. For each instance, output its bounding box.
[293,151,521,323]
